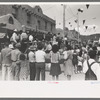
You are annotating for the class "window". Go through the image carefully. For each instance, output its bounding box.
[51,24,53,32]
[45,21,47,31]
[9,17,14,24]
[37,20,41,29]
[38,8,40,12]
[27,13,31,25]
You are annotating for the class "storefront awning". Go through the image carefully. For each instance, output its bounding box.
[0,14,22,31]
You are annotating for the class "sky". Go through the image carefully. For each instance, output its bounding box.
[30,3,100,35]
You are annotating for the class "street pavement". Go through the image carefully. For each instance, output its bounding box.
[0,65,85,81]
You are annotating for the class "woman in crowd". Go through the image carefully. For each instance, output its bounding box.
[63,45,74,80]
[50,44,61,80]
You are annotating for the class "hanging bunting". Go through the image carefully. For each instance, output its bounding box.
[93,26,96,30]
[86,4,90,9]
[70,25,72,27]
[75,19,77,23]
[83,20,85,25]
[93,17,96,19]
[85,26,88,30]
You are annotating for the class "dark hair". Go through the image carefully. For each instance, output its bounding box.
[88,50,96,59]
[52,44,59,53]
[20,53,26,60]
[37,42,43,50]
[5,42,9,47]
[67,45,72,50]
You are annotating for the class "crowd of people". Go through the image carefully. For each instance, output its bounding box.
[0,28,100,81]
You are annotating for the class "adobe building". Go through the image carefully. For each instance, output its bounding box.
[0,5,56,34]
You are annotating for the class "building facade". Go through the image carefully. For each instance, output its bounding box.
[0,5,56,34]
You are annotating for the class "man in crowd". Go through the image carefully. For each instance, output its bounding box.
[8,43,21,80]
[83,50,100,80]
[1,42,12,80]
[45,32,53,42]
[35,42,46,80]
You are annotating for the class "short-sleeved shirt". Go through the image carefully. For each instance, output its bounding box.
[35,50,46,63]
[28,51,35,63]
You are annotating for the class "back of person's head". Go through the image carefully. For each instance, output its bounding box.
[92,46,97,51]
[67,45,72,51]
[20,53,26,61]
[88,50,96,59]
[52,44,59,53]
[37,42,43,50]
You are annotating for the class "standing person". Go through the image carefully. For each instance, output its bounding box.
[28,45,36,81]
[29,33,34,43]
[56,33,62,49]
[19,54,29,81]
[72,49,78,74]
[20,30,28,53]
[83,50,100,80]
[10,29,20,43]
[1,42,12,81]
[35,43,46,81]
[45,32,52,42]
[9,43,21,80]
[50,44,61,80]
[63,45,74,80]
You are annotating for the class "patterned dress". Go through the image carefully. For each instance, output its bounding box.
[64,50,74,76]
[19,60,29,80]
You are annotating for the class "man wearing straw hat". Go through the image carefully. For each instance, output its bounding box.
[7,43,21,80]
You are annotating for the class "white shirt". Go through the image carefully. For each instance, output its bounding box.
[11,33,19,43]
[20,32,28,40]
[97,46,100,51]
[46,44,52,51]
[83,59,100,80]
[28,51,35,62]
[35,50,46,62]
[63,51,68,59]
[29,35,33,42]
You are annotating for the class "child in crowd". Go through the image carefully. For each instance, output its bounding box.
[18,53,29,81]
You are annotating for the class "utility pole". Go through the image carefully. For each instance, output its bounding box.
[77,12,80,44]
[63,4,66,38]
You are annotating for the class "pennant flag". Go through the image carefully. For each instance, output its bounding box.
[86,4,90,9]
[83,20,85,25]
[93,26,95,29]
[70,25,72,27]
[93,17,96,19]
[75,19,77,23]
[85,26,88,30]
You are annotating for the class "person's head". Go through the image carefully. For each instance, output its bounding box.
[67,45,72,51]
[88,50,97,59]
[52,44,59,53]
[20,53,26,61]
[37,42,43,50]
[58,33,60,35]
[14,29,18,34]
